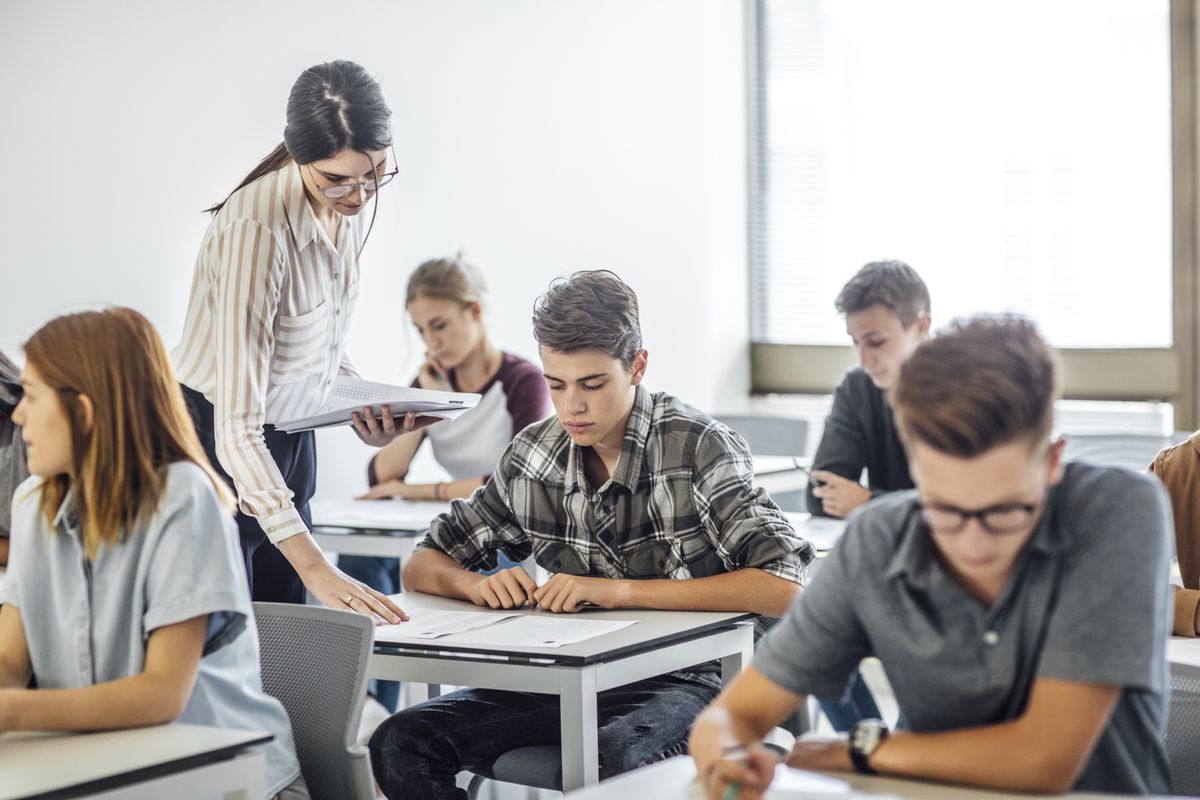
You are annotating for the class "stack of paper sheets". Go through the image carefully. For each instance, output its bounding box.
[278,377,481,433]
[374,609,638,649]
[310,498,451,531]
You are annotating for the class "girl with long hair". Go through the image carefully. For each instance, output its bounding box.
[0,308,306,798]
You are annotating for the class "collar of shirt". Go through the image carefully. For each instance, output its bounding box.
[564,384,653,497]
[882,475,1072,591]
[280,160,348,254]
[51,484,82,542]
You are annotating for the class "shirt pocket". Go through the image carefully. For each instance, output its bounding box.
[618,537,677,579]
[534,539,589,576]
[271,301,329,384]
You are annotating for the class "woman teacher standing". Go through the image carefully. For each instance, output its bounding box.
[175,60,414,622]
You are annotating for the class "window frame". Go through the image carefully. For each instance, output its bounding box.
[745,0,1200,428]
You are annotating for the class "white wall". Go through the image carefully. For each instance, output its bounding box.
[0,0,750,498]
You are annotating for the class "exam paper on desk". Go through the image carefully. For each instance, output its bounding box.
[374,609,520,642]
[438,615,639,648]
[685,763,866,799]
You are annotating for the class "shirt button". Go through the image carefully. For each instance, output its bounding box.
[983,630,1000,646]
[333,272,340,280]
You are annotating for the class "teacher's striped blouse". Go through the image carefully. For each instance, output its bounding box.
[174,161,363,544]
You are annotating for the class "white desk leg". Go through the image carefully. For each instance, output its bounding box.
[404,683,442,706]
[720,623,755,685]
[559,667,600,791]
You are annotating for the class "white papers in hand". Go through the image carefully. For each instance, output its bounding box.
[374,610,520,643]
[310,498,451,531]
[440,615,637,648]
[277,377,481,433]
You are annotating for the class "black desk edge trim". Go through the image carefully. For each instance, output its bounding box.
[16,732,273,800]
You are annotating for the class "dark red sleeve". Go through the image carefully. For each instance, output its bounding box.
[366,372,424,487]
[503,359,552,437]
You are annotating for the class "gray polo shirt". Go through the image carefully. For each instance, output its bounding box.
[2,462,301,798]
[757,461,1171,795]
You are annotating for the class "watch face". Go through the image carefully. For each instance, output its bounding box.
[852,720,885,755]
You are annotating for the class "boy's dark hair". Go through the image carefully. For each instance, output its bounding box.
[532,270,643,366]
[835,260,931,328]
[890,315,1058,458]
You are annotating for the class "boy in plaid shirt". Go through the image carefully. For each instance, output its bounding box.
[370,270,813,799]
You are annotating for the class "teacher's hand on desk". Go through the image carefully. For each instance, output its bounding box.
[296,557,410,624]
[351,406,442,448]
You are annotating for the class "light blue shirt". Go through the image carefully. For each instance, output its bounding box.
[3,462,300,797]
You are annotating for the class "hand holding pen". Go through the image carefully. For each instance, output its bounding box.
[701,743,778,800]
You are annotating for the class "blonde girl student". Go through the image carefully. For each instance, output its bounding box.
[341,257,550,715]
[0,309,307,799]
[358,256,551,504]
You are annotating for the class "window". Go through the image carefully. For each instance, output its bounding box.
[749,0,1173,349]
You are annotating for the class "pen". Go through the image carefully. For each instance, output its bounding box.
[719,745,750,800]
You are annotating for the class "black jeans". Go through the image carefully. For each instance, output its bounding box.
[181,385,313,603]
[369,677,718,800]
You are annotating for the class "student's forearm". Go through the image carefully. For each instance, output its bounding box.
[0,658,29,690]
[623,569,799,616]
[0,672,192,732]
[408,477,485,501]
[871,721,1089,793]
[371,432,424,483]
[402,548,481,601]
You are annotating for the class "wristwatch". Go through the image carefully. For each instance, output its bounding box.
[848,718,889,775]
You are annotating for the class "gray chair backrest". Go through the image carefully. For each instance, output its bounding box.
[714,415,809,459]
[1167,668,1200,794]
[1061,432,1188,472]
[253,602,376,800]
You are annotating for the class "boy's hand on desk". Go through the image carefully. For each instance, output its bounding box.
[533,574,626,613]
[810,471,870,518]
[468,566,538,609]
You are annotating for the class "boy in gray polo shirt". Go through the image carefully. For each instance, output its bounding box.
[691,315,1171,796]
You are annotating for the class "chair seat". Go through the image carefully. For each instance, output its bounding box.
[472,745,562,790]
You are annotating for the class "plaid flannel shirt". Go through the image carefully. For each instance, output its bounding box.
[416,386,815,689]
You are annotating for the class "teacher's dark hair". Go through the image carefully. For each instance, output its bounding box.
[0,351,20,421]
[206,60,393,215]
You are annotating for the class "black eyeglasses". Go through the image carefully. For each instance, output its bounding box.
[308,148,399,199]
[916,500,1039,535]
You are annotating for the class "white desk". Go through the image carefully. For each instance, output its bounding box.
[310,497,451,563]
[752,456,810,496]
[562,754,1175,800]
[0,723,269,800]
[782,512,846,554]
[1168,636,1200,674]
[370,591,756,792]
